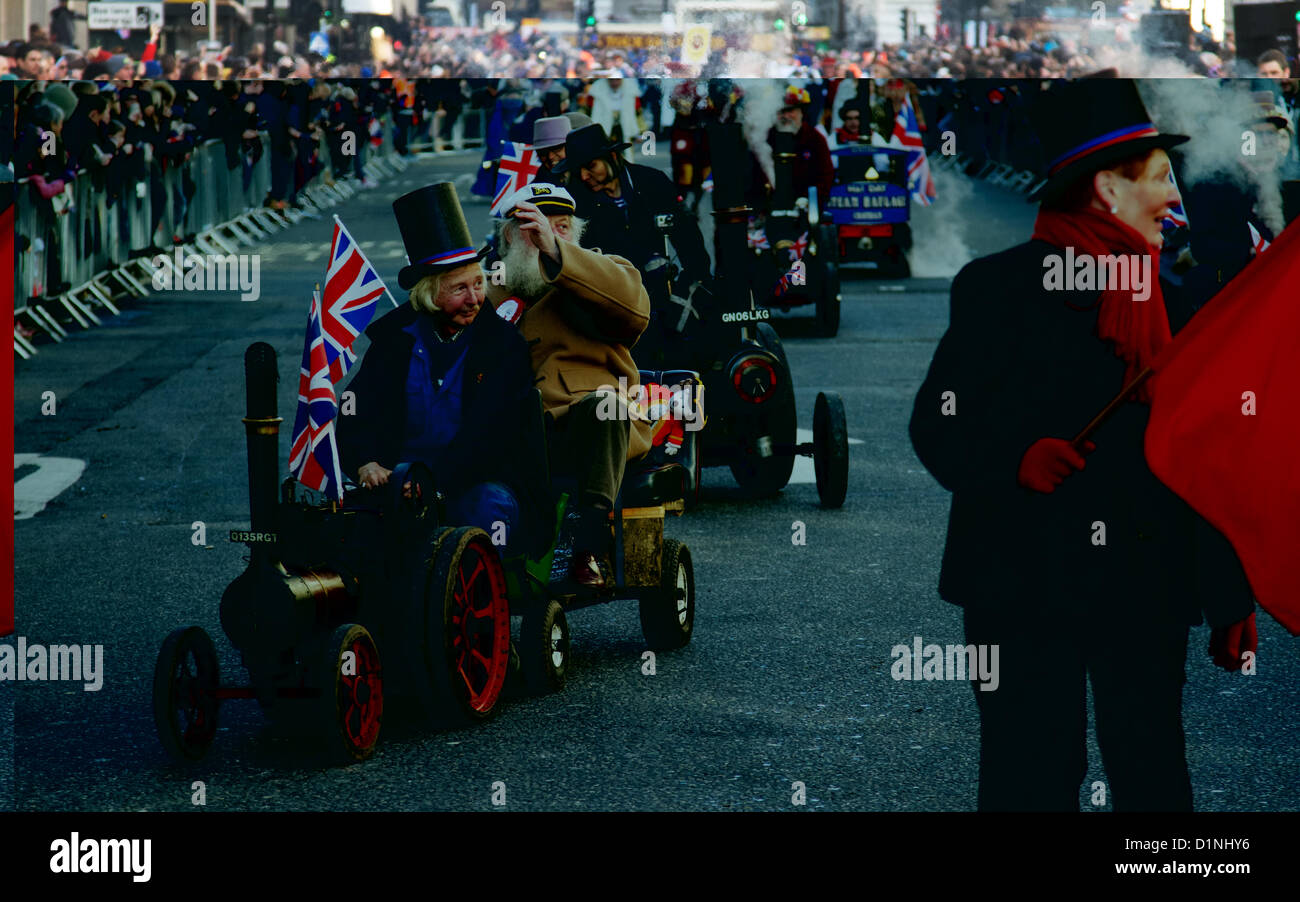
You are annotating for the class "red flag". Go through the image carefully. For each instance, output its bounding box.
[1144,221,1300,635]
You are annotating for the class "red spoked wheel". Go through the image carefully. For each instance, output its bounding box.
[316,623,384,762]
[426,527,511,722]
[153,626,220,762]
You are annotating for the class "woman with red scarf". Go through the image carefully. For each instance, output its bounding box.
[910,79,1257,811]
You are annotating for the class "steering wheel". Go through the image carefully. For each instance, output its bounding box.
[384,461,438,521]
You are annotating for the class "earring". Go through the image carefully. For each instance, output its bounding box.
[1109,205,1118,214]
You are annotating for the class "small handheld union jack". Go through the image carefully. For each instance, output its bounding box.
[321,216,396,383]
[1162,169,1189,231]
[289,287,346,501]
[892,94,936,207]
[490,142,541,217]
[788,231,810,262]
[1248,222,1271,256]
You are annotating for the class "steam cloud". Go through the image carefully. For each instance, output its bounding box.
[909,164,976,277]
[1139,80,1286,235]
[738,78,784,186]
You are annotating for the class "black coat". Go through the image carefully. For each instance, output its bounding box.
[909,239,1252,629]
[572,161,713,293]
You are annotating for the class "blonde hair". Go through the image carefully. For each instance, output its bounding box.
[408,273,445,315]
[408,262,485,315]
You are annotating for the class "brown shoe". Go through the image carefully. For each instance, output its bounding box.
[568,551,605,589]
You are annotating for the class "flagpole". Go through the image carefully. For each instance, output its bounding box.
[1071,366,1154,450]
[333,214,400,308]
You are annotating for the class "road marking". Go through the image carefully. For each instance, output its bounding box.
[788,428,862,484]
[14,454,86,519]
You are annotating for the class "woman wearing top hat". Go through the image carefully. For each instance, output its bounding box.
[338,182,541,557]
[909,79,1257,811]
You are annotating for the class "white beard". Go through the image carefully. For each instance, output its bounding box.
[775,119,800,134]
[500,236,550,300]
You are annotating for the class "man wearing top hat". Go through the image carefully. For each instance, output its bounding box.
[554,122,713,366]
[909,79,1257,811]
[488,181,653,589]
[338,182,542,558]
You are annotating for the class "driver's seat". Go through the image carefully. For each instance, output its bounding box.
[618,369,702,508]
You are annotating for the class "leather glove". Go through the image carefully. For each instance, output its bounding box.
[1017,437,1094,494]
[1209,612,1257,672]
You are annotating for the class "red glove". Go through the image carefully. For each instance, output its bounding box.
[1017,438,1094,494]
[1209,612,1257,672]
[29,175,66,200]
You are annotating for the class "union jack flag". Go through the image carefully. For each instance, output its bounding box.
[747,220,770,249]
[788,231,810,262]
[772,262,805,297]
[490,142,541,217]
[288,289,345,501]
[1248,221,1271,256]
[1162,169,1189,231]
[321,216,392,384]
[892,94,936,207]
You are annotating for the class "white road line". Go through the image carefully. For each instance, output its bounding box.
[14,454,86,520]
[789,428,863,485]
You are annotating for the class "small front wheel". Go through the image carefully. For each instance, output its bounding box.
[315,623,384,763]
[521,600,570,694]
[153,627,221,762]
[813,391,849,509]
[815,261,841,337]
[640,540,695,651]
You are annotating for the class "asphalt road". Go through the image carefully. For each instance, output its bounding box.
[8,150,1297,812]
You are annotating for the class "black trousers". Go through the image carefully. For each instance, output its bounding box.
[962,601,1193,812]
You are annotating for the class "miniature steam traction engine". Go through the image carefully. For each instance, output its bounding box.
[153,343,702,763]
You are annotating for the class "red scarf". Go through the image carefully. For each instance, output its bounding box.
[1032,207,1170,403]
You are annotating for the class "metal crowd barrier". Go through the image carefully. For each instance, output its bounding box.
[14,114,411,360]
[408,106,487,153]
[927,81,1048,198]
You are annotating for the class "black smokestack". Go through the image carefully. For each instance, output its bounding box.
[243,342,280,539]
[770,131,796,211]
[705,119,755,319]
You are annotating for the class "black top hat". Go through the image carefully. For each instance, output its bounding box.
[551,123,631,175]
[1029,79,1188,204]
[393,182,490,290]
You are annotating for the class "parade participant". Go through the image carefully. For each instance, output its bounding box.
[553,123,713,365]
[668,79,712,213]
[833,100,869,147]
[338,183,537,556]
[909,78,1257,812]
[870,78,925,142]
[768,85,833,212]
[529,114,571,186]
[1174,90,1297,310]
[586,75,640,151]
[471,80,527,198]
[487,182,653,588]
